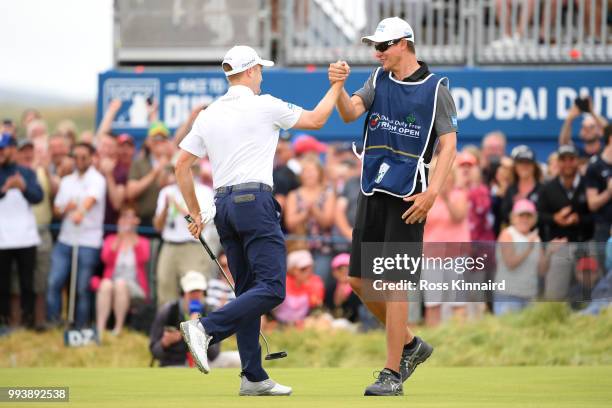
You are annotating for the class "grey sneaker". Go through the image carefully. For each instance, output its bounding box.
[239,374,292,396]
[400,337,433,382]
[179,318,212,374]
[364,369,403,396]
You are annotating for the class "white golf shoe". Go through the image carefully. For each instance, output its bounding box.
[239,374,292,396]
[179,318,212,374]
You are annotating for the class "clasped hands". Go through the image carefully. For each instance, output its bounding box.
[328,60,351,85]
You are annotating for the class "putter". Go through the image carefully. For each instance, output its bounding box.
[185,215,287,361]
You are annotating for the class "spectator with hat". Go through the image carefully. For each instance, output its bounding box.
[273,249,325,325]
[494,199,556,315]
[456,150,496,243]
[0,133,43,327]
[95,99,146,228]
[499,145,542,229]
[2,119,17,138]
[324,253,361,322]
[114,133,135,201]
[292,134,327,158]
[538,144,594,300]
[149,270,221,367]
[126,121,174,232]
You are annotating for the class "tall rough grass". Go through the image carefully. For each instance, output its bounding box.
[1,303,610,368]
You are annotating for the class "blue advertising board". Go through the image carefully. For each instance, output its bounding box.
[98,66,612,157]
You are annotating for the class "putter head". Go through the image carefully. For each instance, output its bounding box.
[265,351,288,360]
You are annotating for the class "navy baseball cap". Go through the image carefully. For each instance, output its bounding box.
[17,138,34,150]
[557,144,579,157]
[511,145,535,162]
[0,133,16,148]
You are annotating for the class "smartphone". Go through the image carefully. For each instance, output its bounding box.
[575,97,590,113]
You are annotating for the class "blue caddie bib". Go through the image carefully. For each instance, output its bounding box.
[358,67,448,197]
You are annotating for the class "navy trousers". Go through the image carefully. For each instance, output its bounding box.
[200,187,286,382]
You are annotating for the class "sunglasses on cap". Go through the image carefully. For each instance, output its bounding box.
[374,38,405,52]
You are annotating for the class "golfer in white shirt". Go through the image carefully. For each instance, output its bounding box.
[175,45,347,396]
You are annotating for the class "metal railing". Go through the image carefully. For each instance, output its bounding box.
[283,0,469,65]
[112,0,610,66]
[114,0,272,65]
[282,0,611,65]
[478,0,611,63]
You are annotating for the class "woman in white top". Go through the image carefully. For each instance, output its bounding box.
[494,199,560,315]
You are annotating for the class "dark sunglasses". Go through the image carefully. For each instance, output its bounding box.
[374,38,404,52]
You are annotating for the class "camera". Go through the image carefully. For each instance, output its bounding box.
[575,97,590,113]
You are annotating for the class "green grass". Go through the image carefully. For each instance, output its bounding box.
[2,303,611,368]
[1,367,611,407]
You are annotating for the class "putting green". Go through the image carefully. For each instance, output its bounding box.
[1,366,610,407]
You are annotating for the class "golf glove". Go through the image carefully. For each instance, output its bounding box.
[200,202,216,225]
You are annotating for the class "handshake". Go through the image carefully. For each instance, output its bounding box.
[328,60,351,85]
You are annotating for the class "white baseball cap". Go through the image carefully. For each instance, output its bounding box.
[181,271,207,293]
[222,45,274,77]
[361,17,415,44]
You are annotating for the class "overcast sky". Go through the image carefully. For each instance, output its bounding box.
[0,0,368,103]
[0,0,113,102]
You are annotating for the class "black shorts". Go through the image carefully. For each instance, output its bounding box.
[348,192,425,279]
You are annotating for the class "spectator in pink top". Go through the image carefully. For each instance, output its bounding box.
[96,205,150,339]
[273,250,324,326]
[456,150,497,304]
[422,167,470,326]
[456,151,495,242]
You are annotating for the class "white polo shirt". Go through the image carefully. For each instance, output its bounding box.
[54,166,106,248]
[0,189,40,249]
[155,182,215,243]
[179,85,303,189]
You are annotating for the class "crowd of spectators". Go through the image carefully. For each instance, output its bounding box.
[0,96,610,349]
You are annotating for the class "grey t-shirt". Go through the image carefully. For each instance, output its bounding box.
[353,66,458,136]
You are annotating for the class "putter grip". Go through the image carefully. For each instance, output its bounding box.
[184,215,216,260]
